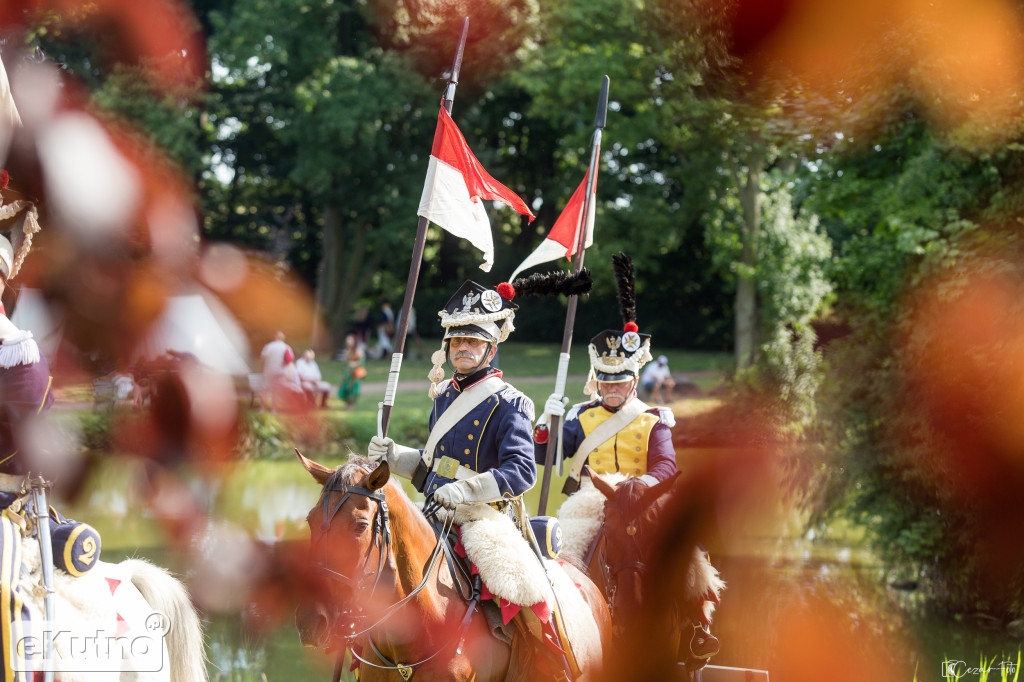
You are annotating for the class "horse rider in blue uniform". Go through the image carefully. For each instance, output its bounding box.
[368,275,598,678]
[368,279,535,512]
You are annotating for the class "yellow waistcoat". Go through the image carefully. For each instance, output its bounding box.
[577,406,659,477]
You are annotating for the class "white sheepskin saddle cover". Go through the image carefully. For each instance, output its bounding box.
[450,503,604,671]
[451,503,551,608]
[555,473,627,560]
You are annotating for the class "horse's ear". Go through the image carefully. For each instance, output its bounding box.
[295,448,334,485]
[367,461,391,491]
[645,473,677,501]
[588,468,618,501]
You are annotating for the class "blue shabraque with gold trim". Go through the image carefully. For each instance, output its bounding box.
[51,520,101,576]
[529,516,562,559]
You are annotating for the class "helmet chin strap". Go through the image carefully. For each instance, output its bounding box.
[448,341,495,377]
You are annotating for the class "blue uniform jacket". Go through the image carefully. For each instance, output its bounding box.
[535,399,678,483]
[423,368,537,500]
[0,346,55,475]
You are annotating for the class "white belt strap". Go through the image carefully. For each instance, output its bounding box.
[566,399,650,483]
[422,376,506,469]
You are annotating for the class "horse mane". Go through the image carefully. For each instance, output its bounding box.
[325,454,380,489]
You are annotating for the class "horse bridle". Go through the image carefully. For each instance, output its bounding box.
[588,517,649,618]
[311,474,479,679]
[312,480,393,597]
[609,519,648,579]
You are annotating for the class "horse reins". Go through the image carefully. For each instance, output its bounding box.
[313,475,481,679]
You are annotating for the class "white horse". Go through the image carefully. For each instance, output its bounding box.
[9,529,208,682]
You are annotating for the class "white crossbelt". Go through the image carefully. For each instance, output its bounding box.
[565,399,650,483]
[421,375,506,471]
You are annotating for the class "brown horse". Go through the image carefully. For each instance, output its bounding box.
[295,452,611,681]
[585,472,723,670]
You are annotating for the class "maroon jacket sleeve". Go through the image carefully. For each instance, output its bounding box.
[645,421,678,482]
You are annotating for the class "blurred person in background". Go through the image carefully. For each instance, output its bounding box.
[338,332,365,409]
[395,304,424,359]
[259,330,293,412]
[295,348,330,408]
[351,302,371,345]
[640,354,675,403]
[374,299,394,358]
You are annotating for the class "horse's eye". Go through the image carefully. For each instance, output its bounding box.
[354,521,370,534]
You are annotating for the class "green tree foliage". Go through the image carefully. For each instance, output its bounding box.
[641,0,836,370]
[790,90,1024,615]
[500,0,735,346]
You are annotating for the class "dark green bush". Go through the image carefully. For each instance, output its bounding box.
[239,408,430,460]
[78,410,113,452]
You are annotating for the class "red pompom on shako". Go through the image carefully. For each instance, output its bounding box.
[496,282,516,300]
[624,321,638,333]
[0,169,8,190]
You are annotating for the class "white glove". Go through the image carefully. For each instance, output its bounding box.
[536,393,568,428]
[367,436,422,479]
[367,436,393,463]
[432,472,502,510]
[433,482,465,510]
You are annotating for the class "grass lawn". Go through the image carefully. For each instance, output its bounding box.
[315,341,733,385]
[290,343,730,450]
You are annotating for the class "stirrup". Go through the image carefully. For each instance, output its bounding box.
[689,623,720,660]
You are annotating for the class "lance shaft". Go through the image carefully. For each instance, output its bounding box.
[347,19,468,682]
[537,75,609,516]
[378,17,469,441]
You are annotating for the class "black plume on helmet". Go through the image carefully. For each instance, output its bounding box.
[611,252,636,326]
[508,267,593,298]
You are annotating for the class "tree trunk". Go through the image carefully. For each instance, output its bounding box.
[319,201,380,353]
[730,146,763,371]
